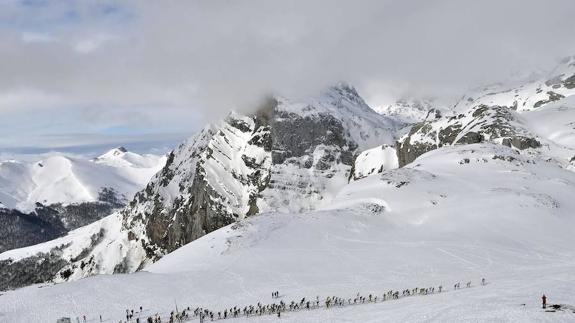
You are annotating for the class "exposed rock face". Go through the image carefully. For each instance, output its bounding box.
[396,105,541,167]
[124,111,274,258]
[271,110,352,164]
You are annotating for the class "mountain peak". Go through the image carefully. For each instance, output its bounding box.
[98,146,128,159]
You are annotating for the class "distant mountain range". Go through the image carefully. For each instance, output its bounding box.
[0,148,166,253]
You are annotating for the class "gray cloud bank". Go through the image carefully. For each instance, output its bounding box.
[1,0,575,149]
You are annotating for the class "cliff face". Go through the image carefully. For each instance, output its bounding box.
[122,111,274,259]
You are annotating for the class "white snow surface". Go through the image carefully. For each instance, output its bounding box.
[3,144,575,322]
[522,95,575,151]
[351,145,398,180]
[454,56,575,113]
[373,98,449,124]
[0,148,166,211]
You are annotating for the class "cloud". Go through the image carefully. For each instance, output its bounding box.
[1,0,575,150]
[21,31,57,43]
[0,88,62,112]
[73,33,116,53]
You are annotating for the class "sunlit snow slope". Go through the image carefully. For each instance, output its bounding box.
[0,147,166,211]
[2,144,575,322]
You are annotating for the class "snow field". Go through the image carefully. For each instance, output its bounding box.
[2,144,575,322]
[0,148,166,211]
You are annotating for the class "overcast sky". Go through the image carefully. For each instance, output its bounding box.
[1,0,574,155]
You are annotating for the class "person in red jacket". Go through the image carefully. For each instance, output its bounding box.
[542,294,547,309]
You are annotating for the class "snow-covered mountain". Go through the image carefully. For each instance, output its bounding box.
[453,55,575,112]
[373,97,449,124]
[351,145,398,180]
[395,104,541,167]
[0,147,166,211]
[0,148,166,253]
[2,54,575,322]
[3,143,575,322]
[0,84,401,289]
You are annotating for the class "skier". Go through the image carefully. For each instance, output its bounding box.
[481,278,486,285]
[542,294,547,309]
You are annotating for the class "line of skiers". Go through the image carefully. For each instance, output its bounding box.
[113,279,487,322]
[453,278,486,291]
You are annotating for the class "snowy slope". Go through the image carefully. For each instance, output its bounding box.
[93,146,163,168]
[2,144,575,322]
[522,95,575,151]
[454,55,575,113]
[351,144,398,180]
[0,148,166,211]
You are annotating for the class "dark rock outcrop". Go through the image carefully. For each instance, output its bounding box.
[397,104,541,167]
